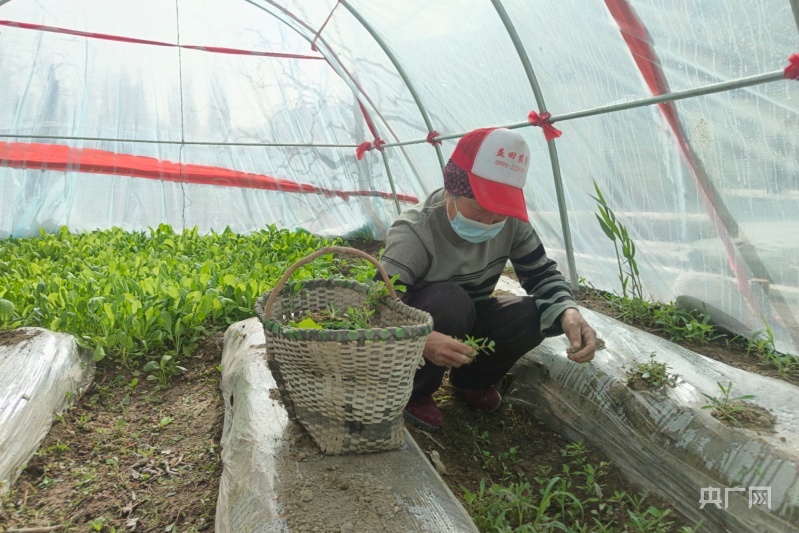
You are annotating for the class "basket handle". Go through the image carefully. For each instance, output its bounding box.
[262,245,399,319]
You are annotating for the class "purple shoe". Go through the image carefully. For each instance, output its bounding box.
[460,386,502,413]
[404,395,443,431]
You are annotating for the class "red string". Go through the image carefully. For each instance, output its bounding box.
[426,131,442,145]
[357,100,380,140]
[785,54,799,80]
[373,138,385,151]
[527,111,562,141]
[311,1,340,52]
[0,19,323,60]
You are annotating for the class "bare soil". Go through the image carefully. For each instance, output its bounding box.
[707,402,777,433]
[278,423,405,533]
[0,329,39,346]
[1,239,794,531]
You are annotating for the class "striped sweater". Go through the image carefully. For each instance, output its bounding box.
[380,188,576,336]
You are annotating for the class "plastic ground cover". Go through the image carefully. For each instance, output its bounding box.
[0,328,94,497]
[497,276,799,532]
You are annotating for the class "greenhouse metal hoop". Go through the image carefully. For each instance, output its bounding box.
[1,0,797,293]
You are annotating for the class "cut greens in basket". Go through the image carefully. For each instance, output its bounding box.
[287,275,404,331]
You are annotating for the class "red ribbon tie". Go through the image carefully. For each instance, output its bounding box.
[785,54,799,80]
[527,110,562,141]
[356,141,372,160]
[426,131,442,145]
[356,138,385,160]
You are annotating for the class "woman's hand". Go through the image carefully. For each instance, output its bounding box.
[422,331,477,368]
[560,308,598,363]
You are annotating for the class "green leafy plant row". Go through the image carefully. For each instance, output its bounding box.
[0,224,348,377]
[462,440,699,532]
[604,295,725,346]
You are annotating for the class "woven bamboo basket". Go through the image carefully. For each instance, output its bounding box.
[254,246,432,455]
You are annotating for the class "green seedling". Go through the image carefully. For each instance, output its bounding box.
[87,516,109,531]
[701,381,755,426]
[365,274,405,306]
[144,354,182,389]
[653,303,723,345]
[460,439,697,532]
[746,321,799,376]
[747,321,776,359]
[49,441,70,455]
[290,303,372,330]
[606,294,655,327]
[460,335,496,361]
[626,352,678,390]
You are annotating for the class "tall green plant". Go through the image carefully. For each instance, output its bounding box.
[591,180,643,301]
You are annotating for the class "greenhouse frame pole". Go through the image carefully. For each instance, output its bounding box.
[384,67,791,149]
[339,1,446,215]
[254,0,404,150]
[6,59,783,150]
[504,70,789,128]
[791,0,799,32]
[490,0,579,289]
[338,2,445,173]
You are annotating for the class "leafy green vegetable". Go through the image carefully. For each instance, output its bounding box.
[294,317,323,330]
[0,224,344,384]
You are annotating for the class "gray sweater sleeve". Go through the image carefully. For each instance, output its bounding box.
[510,224,577,336]
[379,221,431,289]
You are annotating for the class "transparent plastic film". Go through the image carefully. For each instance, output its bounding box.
[0,328,94,497]
[503,302,799,533]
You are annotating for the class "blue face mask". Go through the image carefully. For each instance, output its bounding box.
[448,199,506,243]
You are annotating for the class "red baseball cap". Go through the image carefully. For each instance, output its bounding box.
[450,127,531,222]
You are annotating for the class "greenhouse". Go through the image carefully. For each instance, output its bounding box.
[1,0,798,532]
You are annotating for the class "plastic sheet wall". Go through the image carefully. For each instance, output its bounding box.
[0,0,797,352]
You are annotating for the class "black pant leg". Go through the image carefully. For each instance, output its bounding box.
[449,295,544,390]
[401,283,475,400]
